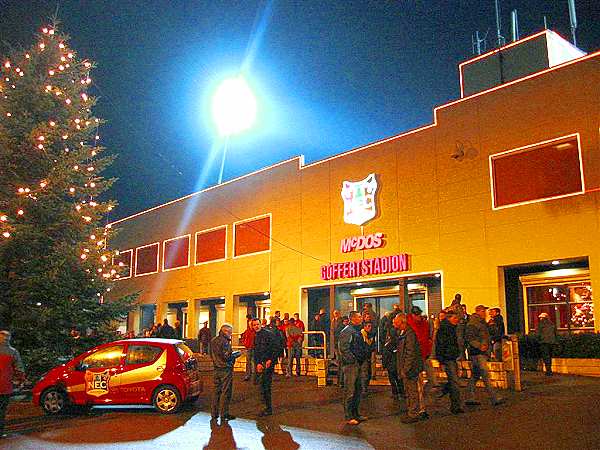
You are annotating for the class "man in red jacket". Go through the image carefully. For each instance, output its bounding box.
[241,315,256,382]
[0,330,25,438]
[407,306,431,360]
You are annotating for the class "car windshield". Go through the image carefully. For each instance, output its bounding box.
[175,343,194,361]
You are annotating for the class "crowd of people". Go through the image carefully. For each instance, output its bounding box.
[208,294,515,425]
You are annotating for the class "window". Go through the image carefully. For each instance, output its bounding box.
[490,134,583,209]
[113,249,132,279]
[195,226,226,264]
[163,235,190,271]
[82,345,124,369]
[125,345,163,365]
[234,215,271,257]
[135,242,159,276]
[521,269,594,332]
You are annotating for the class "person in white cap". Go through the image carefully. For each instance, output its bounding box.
[536,313,557,376]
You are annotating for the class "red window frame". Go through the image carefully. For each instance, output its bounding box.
[162,234,190,271]
[233,214,271,258]
[195,226,227,264]
[135,242,160,276]
[113,249,133,280]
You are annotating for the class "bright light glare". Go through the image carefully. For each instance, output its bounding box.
[211,77,257,136]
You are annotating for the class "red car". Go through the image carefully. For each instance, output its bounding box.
[32,338,202,414]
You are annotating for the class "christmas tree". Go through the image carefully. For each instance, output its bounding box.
[0,22,136,377]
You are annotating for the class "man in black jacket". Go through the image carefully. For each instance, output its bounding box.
[253,319,279,416]
[210,324,237,421]
[487,308,505,361]
[338,311,369,425]
[435,311,464,414]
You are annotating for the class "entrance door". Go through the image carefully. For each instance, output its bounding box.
[355,295,399,352]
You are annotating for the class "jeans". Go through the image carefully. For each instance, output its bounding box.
[245,349,255,380]
[287,346,302,375]
[540,343,553,374]
[360,358,372,394]
[467,354,498,403]
[342,363,362,420]
[387,365,403,397]
[401,375,424,418]
[211,368,233,418]
[441,360,462,411]
[257,366,274,412]
[0,394,9,435]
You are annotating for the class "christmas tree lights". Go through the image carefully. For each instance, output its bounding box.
[0,22,136,377]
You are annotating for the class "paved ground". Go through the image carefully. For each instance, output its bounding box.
[2,371,600,449]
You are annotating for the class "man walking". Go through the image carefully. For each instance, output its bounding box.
[253,319,279,416]
[210,324,237,422]
[0,330,25,438]
[338,311,369,425]
[465,305,503,406]
[393,314,428,423]
[536,312,557,376]
[435,311,464,414]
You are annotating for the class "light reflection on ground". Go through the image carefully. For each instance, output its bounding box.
[3,411,374,450]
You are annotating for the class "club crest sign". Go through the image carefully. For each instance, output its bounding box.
[85,369,111,397]
[341,173,378,226]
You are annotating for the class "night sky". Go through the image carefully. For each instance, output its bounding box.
[1,1,599,219]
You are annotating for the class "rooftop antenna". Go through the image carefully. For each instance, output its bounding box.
[472,30,488,55]
[511,9,519,42]
[543,16,548,29]
[494,0,506,47]
[567,0,578,46]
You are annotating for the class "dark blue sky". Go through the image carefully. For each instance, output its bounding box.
[2,1,599,219]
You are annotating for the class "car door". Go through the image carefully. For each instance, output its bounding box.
[117,344,166,404]
[79,344,125,404]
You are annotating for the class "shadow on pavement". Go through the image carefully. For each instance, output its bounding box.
[202,419,237,450]
[257,418,300,450]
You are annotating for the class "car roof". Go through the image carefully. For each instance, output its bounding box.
[112,338,184,345]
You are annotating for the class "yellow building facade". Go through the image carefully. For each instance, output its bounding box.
[108,32,600,339]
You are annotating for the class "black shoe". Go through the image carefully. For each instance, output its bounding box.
[419,412,430,420]
[451,408,465,415]
[545,372,553,377]
[401,415,420,424]
[259,409,273,417]
[492,398,505,406]
[465,400,481,406]
[221,414,236,421]
[0,434,7,439]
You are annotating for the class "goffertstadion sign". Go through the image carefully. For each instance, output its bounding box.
[320,254,409,281]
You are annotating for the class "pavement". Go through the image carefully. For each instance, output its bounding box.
[1,371,600,449]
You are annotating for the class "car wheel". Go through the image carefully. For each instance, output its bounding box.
[41,387,68,415]
[153,385,182,414]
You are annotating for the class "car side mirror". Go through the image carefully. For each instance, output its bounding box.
[75,362,87,371]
